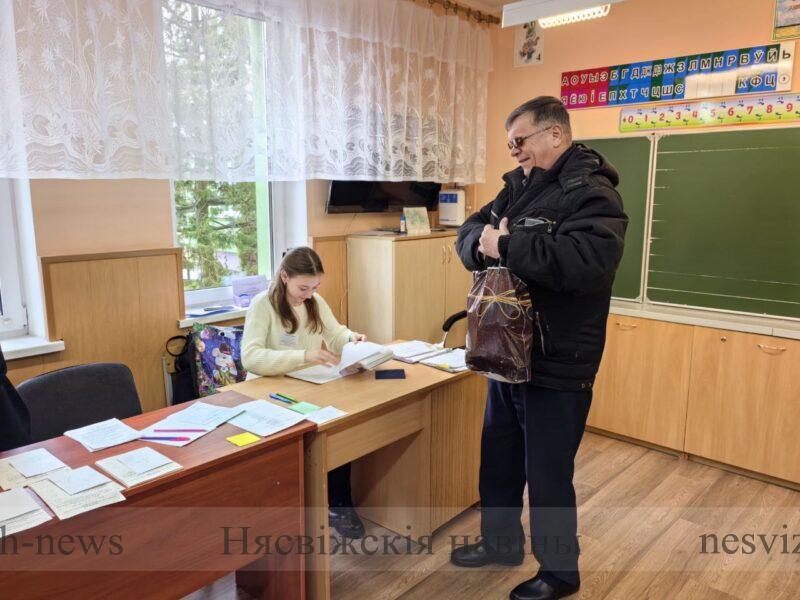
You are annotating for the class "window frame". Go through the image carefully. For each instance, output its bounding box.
[173,179,275,309]
[0,179,28,339]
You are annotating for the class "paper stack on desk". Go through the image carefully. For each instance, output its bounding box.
[96,447,182,488]
[386,340,453,364]
[0,448,71,490]
[29,477,125,520]
[137,401,244,447]
[229,400,306,437]
[420,348,468,373]
[387,340,439,362]
[65,418,142,452]
[288,341,394,384]
[0,487,52,534]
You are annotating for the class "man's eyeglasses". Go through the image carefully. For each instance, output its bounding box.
[507,126,553,150]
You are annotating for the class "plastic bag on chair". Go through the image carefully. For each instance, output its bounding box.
[465,266,533,383]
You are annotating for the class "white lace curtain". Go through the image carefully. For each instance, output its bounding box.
[0,0,492,183]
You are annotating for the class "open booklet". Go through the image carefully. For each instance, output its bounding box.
[287,341,394,385]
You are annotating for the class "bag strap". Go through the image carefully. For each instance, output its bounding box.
[166,335,190,358]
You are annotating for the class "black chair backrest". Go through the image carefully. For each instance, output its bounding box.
[16,363,143,443]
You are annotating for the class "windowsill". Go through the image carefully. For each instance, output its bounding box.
[179,307,248,329]
[0,335,66,360]
[610,299,800,340]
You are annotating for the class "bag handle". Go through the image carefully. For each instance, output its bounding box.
[166,335,190,358]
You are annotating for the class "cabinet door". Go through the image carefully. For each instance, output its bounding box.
[394,238,446,343]
[431,374,487,531]
[685,328,800,483]
[347,238,395,343]
[443,241,473,347]
[587,316,694,450]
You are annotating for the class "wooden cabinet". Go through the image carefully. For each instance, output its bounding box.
[588,316,694,450]
[430,374,486,531]
[347,231,472,346]
[684,328,800,483]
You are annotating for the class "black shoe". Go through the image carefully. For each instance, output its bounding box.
[450,540,524,568]
[510,576,579,600]
[328,506,365,539]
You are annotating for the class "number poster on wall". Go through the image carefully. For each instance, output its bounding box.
[618,92,800,131]
[562,42,795,109]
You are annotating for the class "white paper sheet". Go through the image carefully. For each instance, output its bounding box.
[28,479,125,520]
[8,448,68,478]
[164,402,244,429]
[96,455,182,488]
[64,418,141,452]
[48,466,113,495]
[114,448,173,475]
[303,406,348,425]
[229,400,306,437]
[387,340,438,360]
[0,458,70,490]
[0,488,51,534]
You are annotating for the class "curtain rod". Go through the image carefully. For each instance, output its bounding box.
[420,0,501,25]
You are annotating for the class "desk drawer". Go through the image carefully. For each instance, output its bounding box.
[326,395,427,470]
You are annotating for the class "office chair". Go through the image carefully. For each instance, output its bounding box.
[16,363,142,443]
[441,310,468,348]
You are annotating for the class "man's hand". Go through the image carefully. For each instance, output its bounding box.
[478,218,510,259]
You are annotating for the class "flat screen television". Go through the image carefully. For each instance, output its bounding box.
[327,180,441,213]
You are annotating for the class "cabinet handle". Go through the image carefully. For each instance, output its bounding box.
[757,343,787,354]
[441,246,446,264]
[447,245,453,263]
[615,322,638,331]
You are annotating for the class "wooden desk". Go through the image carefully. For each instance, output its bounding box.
[230,361,487,600]
[0,391,314,600]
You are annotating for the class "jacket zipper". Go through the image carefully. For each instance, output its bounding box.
[535,311,546,355]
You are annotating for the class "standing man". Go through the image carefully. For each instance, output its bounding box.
[452,97,627,600]
[0,348,31,451]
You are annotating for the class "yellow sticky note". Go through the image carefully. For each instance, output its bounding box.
[227,432,261,447]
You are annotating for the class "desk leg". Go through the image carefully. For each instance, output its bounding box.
[304,430,332,600]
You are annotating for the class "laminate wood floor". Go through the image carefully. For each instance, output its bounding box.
[186,431,800,600]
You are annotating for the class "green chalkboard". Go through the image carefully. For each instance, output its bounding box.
[648,128,800,319]
[579,137,651,300]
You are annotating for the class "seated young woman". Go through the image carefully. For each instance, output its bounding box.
[241,246,366,539]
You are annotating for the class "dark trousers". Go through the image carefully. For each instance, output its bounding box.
[327,462,353,508]
[479,380,592,589]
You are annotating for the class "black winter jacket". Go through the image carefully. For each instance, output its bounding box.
[0,348,31,451]
[456,143,627,390]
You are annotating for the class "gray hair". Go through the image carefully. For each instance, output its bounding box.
[505,96,572,140]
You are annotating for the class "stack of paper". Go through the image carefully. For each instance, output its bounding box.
[288,342,394,384]
[29,476,125,520]
[0,488,52,534]
[229,400,306,437]
[65,418,141,452]
[136,401,244,447]
[420,348,468,373]
[164,402,244,429]
[0,449,71,490]
[96,447,182,488]
[387,341,451,364]
[387,340,439,362]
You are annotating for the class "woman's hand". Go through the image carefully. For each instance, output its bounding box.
[304,348,339,366]
[352,333,367,343]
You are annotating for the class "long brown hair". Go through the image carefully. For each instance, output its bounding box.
[269,246,325,335]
